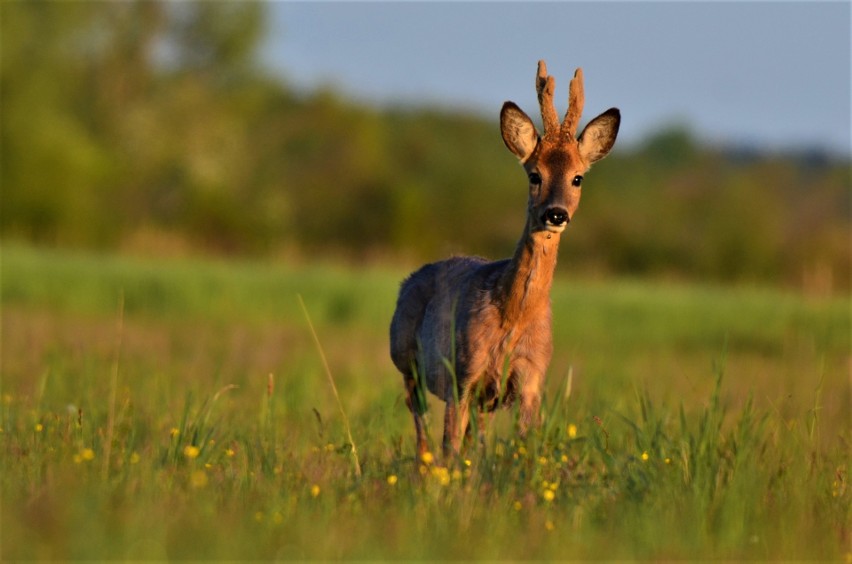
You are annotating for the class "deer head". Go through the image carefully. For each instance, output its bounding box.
[500,60,620,234]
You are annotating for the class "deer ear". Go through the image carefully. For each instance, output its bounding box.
[578,108,620,165]
[501,102,539,162]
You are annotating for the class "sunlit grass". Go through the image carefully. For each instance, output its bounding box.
[1,243,849,559]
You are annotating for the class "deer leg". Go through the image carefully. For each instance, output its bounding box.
[518,373,543,437]
[442,394,472,457]
[518,396,541,437]
[404,374,429,457]
[463,413,476,447]
[455,401,471,455]
[464,409,492,450]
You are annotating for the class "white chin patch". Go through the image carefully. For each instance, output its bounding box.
[544,223,567,234]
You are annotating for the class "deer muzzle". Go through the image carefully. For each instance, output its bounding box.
[542,206,569,231]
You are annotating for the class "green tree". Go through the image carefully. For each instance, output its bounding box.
[1,1,268,250]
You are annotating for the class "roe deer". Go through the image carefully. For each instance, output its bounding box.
[390,61,620,457]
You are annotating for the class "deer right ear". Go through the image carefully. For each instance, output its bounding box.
[501,102,539,162]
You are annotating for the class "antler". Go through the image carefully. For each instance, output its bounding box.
[561,68,585,140]
[536,61,585,142]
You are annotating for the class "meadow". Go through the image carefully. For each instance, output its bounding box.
[1,243,849,560]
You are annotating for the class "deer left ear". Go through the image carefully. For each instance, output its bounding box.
[578,108,620,165]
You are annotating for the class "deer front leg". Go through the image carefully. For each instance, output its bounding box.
[442,396,471,457]
[519,394,542,437]
[518,371,544,437]
[464,409,493,450]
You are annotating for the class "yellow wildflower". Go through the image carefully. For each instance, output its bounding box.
[183,445,200,459]
[225,448,236,457]
[641,451,649,461]
[542,489,556,502]
[34,423,44,433]
[431,466,451,486]
[513,500,522,511]
[170,428,180,438]
[545,519,555,531]
[387,474,398,486]
[310,484,321,497]
[567,423,578,438]
[129,452,140,464]
[420,451,434,465]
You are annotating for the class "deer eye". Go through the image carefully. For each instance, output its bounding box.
[528,172,542,185]
[572,175,584,187]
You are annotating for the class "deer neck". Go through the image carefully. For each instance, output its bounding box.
[497,219,560,327]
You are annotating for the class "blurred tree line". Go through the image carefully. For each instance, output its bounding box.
[2,2,849,291]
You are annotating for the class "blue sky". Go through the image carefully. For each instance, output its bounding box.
[261,2,850,155]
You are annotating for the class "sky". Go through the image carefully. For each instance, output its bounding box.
[261,2,851,156]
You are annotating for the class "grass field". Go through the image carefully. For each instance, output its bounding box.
[2,243,849,560]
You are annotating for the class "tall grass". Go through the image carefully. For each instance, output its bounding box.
[2,243,849,559]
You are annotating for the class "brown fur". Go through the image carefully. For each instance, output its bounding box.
[390,61,620,457]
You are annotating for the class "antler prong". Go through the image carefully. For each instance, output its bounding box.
[561,68,585,140]
[536,60,560,136]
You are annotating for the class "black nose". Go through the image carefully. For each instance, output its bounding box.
[543,207,569,226]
